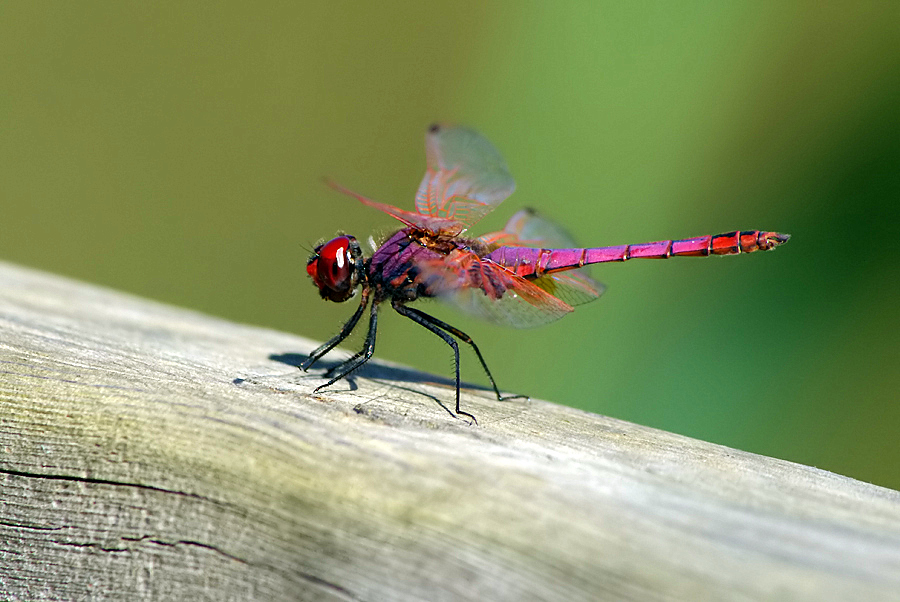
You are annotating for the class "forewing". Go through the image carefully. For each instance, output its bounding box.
[326,179,462,234]
[479,208,605,307]
[415,125,516,230]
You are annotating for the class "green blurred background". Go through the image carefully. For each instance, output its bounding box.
[2,3,898,488]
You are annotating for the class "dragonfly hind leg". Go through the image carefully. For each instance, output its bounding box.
[392,301,524,422]
[392,301,475,423]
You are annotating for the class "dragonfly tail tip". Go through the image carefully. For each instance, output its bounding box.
[763,231,791,248]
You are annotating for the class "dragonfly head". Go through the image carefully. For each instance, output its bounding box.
[306,235,364,303]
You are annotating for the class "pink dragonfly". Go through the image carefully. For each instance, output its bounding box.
[304,124,789,421]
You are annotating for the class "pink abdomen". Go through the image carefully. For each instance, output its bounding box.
[485,230,790,278]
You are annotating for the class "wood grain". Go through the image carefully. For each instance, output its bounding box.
[1,260,899,601]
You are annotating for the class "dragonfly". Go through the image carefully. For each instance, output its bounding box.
[303,124,789,422]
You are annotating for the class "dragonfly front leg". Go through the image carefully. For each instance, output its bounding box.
[301,288,370,372]
[323,350,365,378]
[392,301,477,424]
[312,301,379,393]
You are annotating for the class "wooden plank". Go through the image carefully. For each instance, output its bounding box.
[1,259,898,601]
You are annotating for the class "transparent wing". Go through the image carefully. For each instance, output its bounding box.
[478,208,605,307]
[529,272,604,307]
[326,179,463,234]
[414,124,516,231]
[447,277,575,328]
[415,249,575,329]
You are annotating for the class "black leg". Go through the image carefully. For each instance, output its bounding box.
[392,301,477,424]
[313,301,379,392]
[324,350,365,378]
[301,289,370,371]
[324,337,371,377]
[394,304,524,403]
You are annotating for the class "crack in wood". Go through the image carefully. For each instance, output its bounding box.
[130,538,360,599]
[51,536,359,600]
[0,519,66,531]
[120,535,250,564]
[0,467,240,512]
[51,540,132,553]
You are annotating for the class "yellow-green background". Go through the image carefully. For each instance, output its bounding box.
[2,3,897,489]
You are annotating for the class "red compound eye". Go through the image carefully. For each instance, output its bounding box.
[310,236,354,292]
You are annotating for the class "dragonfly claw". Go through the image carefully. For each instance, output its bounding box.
[457,410,478,426]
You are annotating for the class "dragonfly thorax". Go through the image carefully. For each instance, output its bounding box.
[306,235,364,303]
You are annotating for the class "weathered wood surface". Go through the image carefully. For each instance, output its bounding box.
[1,260,899,601]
